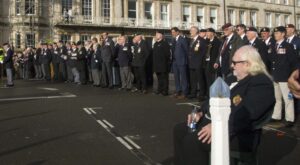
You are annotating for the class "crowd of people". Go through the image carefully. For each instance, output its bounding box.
[1,22,300,164]
[1,23,299,125]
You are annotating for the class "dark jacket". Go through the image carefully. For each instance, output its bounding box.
[205,37,221,73]
[216,33,245,76]
[116,43,132,67]
[77,47,87,65]
[188,36,207,69]
[250,38,270,70]
[52,47,61,64]
[153,39,171,72]
[101,38,115,62]
[200,74,275,152]
[40,48,52,64]
[69,48,78,68]
[4,48,14,69]
[91,48,102,70]
[288,35,300,58]
[59,45,68,63]
[269,40,298,82]
[171,35,189,66]
[132,40,149,67]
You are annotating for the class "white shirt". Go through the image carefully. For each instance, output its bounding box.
[287,35,295,43]
[249,38,256,46]
[240,33,246,40]
[276,39,284,49]
[226,33,234,44]
[175,35,180,41]
[265,37,271,45]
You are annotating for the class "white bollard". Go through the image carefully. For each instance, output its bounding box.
[210,97,231,165]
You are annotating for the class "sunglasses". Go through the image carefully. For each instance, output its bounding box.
[232,60,247,65]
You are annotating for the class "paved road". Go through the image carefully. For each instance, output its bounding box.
[0,80,299,165]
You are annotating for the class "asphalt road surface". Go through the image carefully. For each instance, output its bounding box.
[0,80,299,165]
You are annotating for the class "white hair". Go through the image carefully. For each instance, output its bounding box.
[235,45,271,79]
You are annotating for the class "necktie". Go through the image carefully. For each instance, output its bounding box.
[220,38,228,56]
[287,39,290,43]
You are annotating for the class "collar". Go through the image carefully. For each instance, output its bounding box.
[193,36,198,41]
[287,35,295,43]
[249,38,256,45]
[276,39,284,46]
[240,33,246,39]
[226,33,234,42]
[176,35,180,41]
[265,37,271,45]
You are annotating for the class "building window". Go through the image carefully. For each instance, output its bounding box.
[160,4,168,21]
[275,14,280,26]
[26,33,35,48]
[284,15,289,24]
[298,0,300,6]
[283,0,288,5]
[61,34,71,44]
[80,35,91,42]
[196,7,204,23]
[210,8,217,24]
[16,33,21,48]
[297,16,300,29]
[182,5,190,22]
[82,0,92,20]
[102,0,110,18]
[62,0,72,13]
[239,10,245,24]
[128,0,136,18]
[228,9,235,24]
[16,0,21,15]
[144,2,152,20]
[266,13,272,27]
[25,0,35,15]
[250,11,256,27]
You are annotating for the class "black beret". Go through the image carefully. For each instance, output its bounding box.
[246,27,257,32]
[260,27,270,33]
[274,26,286,33]
[222,23,233,30]
[207,28,215,33]
[199,29,207,32]
[286,24,295,28]
[76,41,83,46]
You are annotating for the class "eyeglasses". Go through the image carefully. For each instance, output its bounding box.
[232,60,247,66]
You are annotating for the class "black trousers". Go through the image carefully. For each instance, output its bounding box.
[43,63,51,81]
[77,62,87,84]
[102,62,113,87]
[53,63,60,81]
[60,61,68,81]
[189,67,206,97]
[156,72,169,94]
[173,122,210,165]
[205,65,217,94]
[133,66,147,90]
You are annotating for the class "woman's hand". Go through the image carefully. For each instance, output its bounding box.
[198,123,212,144]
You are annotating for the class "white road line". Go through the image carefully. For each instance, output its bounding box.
[0,94,76,102]
[103,119,114,128]
[38,87,59,91]
[263,126,286,133]
[124,136,141,149]
[88,108,97,114]
[176,102,201,108]
[83,108,92,115]
[96,120,108,129]
[88,107,103,110]
[116,137,133,150]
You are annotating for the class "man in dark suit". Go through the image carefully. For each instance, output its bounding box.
[77,41,87,85]
[101,32,115,89]
[171,27,189,99]
[236,24,248,45]
[3,43,14,87]
[40,43,52,81]
[51,43,61,81]
[246,27,270,70]
[260,27,276,66]
[286,24,300,59]
[153,30,171,96]
[58,40,68,81]
[271,26,299,127]
[204,28,221,92]
[187,26,207,100]
[131,34,149,94]
[214,23,245,78]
